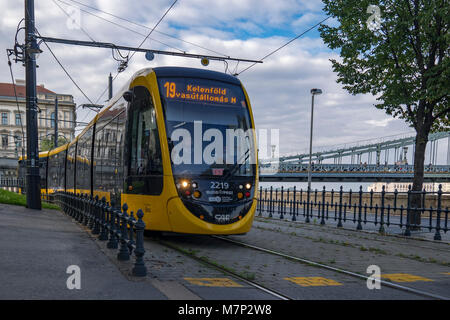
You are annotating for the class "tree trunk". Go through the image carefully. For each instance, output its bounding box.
[410,126,429,228]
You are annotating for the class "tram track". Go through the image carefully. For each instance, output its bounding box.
[254,216,450,253]
[212,235,449,300]
[154,238,294,300]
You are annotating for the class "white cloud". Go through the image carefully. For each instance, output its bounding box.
[0,0,415,157]
[365,118,395,127]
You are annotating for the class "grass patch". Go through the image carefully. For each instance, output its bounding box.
[396,253,450,267]
[0,189,59,210]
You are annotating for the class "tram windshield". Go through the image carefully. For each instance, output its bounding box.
[158,77,255,177]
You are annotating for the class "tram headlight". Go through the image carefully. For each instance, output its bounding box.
[180,180,189,188]
[245,183,251,190]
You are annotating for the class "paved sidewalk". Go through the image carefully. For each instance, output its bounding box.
[0,204,167,300]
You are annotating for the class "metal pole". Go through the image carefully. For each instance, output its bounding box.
[25,0,41,209]
[307,94,314,192]
[447,137,450,166]
[108,73,113,100]
[54,96,58,148]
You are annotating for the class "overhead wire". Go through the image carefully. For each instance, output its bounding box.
[236,16,331,76]
[36,28,95,107]
[55,0,185,128]
[92,0,179,107]
[52,0,96,42]
[62,0,229,57]
[6,51,26,152]
[56,0,185,53]
[128,0,179,61]
[49,0,104,127]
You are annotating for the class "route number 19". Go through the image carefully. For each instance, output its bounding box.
[164,82,176,98]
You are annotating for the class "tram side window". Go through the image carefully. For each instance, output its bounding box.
[93,128,107,192]
[67,144,76,191]
[48,154,58,191]
[126,86,163,195]
[58,151,65,191]
[78,127,93,194]
[129,86,163,176]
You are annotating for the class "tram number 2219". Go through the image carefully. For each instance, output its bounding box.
[210,181,229,189]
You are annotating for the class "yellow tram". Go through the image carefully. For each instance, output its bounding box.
[19,67,258,234]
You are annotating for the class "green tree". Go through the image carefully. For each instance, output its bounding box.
[40,136,68,152]
[319,0,449,225]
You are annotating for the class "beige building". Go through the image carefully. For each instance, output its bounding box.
[368,182,450,193]
[0,80,76,177]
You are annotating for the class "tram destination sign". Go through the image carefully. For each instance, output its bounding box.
[161,79,242,105]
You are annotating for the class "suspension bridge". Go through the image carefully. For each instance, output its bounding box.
[259,131,450,182]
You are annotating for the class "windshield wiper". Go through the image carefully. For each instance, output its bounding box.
[223,149,251,179]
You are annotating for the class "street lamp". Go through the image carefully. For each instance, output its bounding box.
[308,88,322,192]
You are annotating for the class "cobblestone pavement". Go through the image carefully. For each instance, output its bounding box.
[155,234,430,300]
[94,232,279,300]
[78,213,450,300]
[226,217,450,297]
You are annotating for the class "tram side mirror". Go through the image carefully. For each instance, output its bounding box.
[123,90,133,102]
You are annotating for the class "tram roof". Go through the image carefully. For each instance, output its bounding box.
[153,67,241,85]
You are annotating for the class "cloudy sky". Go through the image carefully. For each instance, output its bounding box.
[1,0,446,164]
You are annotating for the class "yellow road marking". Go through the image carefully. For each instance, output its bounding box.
[284,277,342,287]
[442,272,450,276]
[184,277,243,287]
[381,273,433,283]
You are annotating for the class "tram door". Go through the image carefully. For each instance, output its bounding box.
[125,86,164,196]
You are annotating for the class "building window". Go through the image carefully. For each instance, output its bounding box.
[1,113,8,125]
[1,134,8,149]
[14,134,22,148]
[51,112,55,128]
[15,113,22,126]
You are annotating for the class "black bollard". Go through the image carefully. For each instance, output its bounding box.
[128,211,135,255]
[107,200,119,249]
[98,197,109,241]
[92,195,100,235]
[117,203,130,261]
[88,195,95,230]
[132,209,147,277]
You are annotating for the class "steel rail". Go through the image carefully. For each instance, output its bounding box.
[156,239,293,301]
[212,235,449,300]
